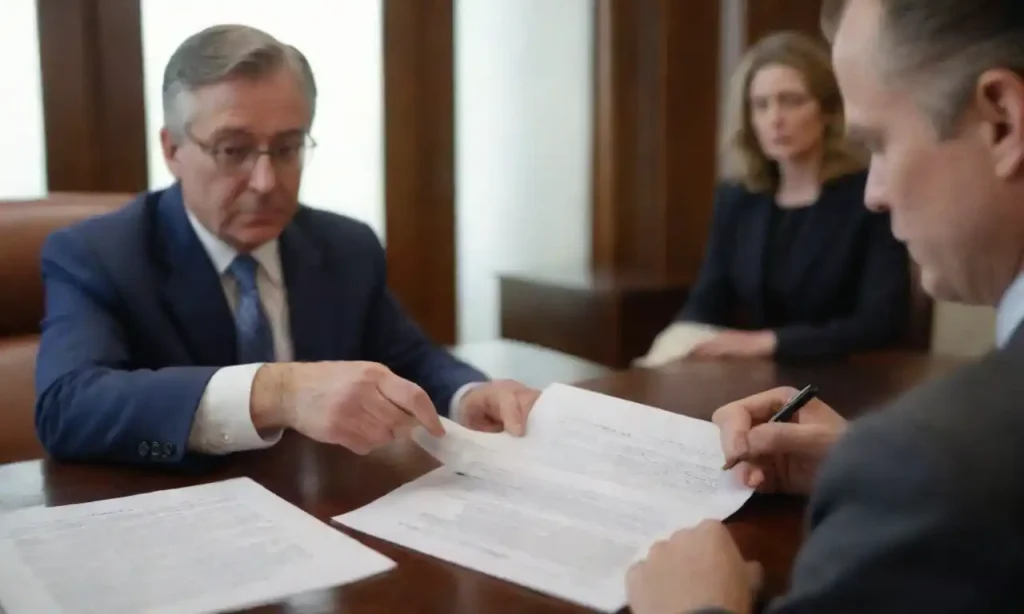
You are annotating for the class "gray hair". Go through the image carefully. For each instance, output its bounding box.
[161,24,317,139]
[822,0,1024,139]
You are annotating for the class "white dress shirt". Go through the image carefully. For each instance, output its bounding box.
[184,212,474,455]
[996,272,1024,349]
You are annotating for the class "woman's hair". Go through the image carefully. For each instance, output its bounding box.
[719,30,865,193]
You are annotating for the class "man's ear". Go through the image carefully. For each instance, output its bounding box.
[159,127,182,179]
[975,69,1024,179]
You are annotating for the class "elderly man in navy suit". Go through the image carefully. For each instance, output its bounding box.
[34,24,537,466]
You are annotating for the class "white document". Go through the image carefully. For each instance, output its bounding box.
[0,478,395,614]
[633,321,722,367]
[334,383,753,612]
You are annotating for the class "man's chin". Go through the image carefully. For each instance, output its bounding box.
[230,224,286,251]
[919,268,962,303]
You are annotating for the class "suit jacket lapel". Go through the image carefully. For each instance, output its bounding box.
[279,219,340,361]
[1005,320,1024,355]
[156,184,237,366]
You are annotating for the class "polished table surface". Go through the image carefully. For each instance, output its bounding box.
[0,352,963,613]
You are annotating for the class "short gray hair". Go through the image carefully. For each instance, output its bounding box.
[822,0,1024,139]
[162,24,317,138]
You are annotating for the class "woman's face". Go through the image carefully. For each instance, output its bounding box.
[748,63,825,165]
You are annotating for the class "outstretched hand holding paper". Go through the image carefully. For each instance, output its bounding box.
[334,383,753,612]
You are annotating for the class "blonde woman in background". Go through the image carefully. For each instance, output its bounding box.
[652,31,909,364]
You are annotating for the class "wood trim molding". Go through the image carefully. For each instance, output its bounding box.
[36,0,148,193]
[383,0,457,344]
[591,0,720,282]
[744,0,825,45]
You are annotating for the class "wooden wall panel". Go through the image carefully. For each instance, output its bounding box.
[501,0,721,367]
[591,0,720,282]
[745,0,825,44]
[36,0,148,193]
[383,0,457,345]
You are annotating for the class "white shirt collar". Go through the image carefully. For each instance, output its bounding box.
[184,209,283,287]
[995,271,1024,348]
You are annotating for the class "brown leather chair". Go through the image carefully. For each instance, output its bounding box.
[0,193,129,463]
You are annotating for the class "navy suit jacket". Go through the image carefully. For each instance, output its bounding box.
[677,171,911,362]
[34,184,487,465]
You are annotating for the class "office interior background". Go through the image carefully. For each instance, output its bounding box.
[0,0,995,370]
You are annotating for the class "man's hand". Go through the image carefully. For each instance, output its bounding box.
[713,386,847,494]
[627,520,760,614]
[690,330,777,359]
[457,379,540,436]
[250,362,445,455]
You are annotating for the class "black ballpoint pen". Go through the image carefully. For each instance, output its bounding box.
[769,384,819,423]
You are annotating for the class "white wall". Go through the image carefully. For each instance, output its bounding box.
[0,0,47,199]
[455,0,594,342]
[139,0,384,238]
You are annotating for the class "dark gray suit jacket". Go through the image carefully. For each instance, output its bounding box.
[764,328,1024,612]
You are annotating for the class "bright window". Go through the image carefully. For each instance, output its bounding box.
[0,0,47,199]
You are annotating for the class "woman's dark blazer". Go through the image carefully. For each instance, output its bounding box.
[677,170,911,362]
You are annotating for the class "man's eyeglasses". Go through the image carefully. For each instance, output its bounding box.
[185,128,317,175]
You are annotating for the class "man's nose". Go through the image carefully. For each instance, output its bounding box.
[248,154,277,193]
[863,166,888,213]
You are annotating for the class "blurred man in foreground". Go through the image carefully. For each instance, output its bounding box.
[627,1,1024,612]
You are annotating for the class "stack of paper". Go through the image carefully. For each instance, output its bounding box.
[0,478,395,614]
[334,383,753,612]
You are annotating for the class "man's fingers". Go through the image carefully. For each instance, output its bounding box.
[625,560,645,586]
[334,429,373,456]
[377,374,445,437]
[364,391,418,437]
[495,389,525,436]
[745,465,765,489]
[737,387,801,421]
[746,422,832,458]
[715,405,752,468]
[745,561,764,594]
[715,387,801,462]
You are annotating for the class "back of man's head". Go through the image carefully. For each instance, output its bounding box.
[822,0,1024,137]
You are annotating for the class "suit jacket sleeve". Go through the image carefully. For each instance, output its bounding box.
[677,185,740,326]
[768,358,1024,613]
[34,230,217,465]
[773,212,909,361]
[360,240,487,415]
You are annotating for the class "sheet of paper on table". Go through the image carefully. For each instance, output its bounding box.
[633,321,723,367]
[0,477,395,614]
[333,383,753,612]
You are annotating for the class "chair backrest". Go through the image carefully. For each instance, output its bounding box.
[0,193,129,337]
[0,192,129,462]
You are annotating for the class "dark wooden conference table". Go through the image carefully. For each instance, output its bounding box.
[0,352,962,613]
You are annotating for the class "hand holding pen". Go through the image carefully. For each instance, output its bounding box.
[711,385,848,495]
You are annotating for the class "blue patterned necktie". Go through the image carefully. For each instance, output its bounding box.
[227,254,275,363]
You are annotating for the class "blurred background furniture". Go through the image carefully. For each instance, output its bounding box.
[0,193,128,463]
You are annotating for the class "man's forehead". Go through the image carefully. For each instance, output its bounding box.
[188,73,310,136]
[830,0,889,121]
[831,0,883,76]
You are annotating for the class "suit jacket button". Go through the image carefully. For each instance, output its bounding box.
[138,442,150,457]
[150,441,162,458]
[164,442,176,457]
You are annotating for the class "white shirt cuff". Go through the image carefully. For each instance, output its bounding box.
[187,363,284,455]
[449,382,484,424]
